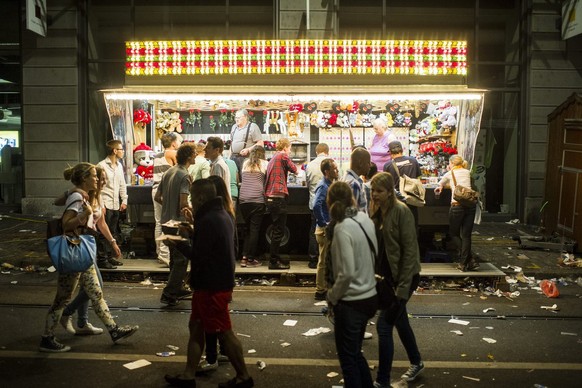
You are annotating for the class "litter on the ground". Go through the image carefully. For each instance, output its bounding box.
[167,345,179,350]
[450,330,463,336]
[140,278,152,285]
[247,349,256,354]
[280,342,291,347]
[483,307,495,313]
[123,359,151,370]
[302,327,332,336]
[561,332,577,336]
[541,304,559,311]
[327,372,339,378]
[486,326,494,330]
[47,266,56,273]
[462,375,481,382]
[156,351,175,357]
[448,318,470,325]
[482,337,497,344]
[487,237,494,241]
[237,332,251,337]
[283,319,297,326]
[516,254,530,260]
[10,281,17,284]
[506,219,520,224]
[502,264,522,272]
[257,360,266,370]
[314,301,327,306]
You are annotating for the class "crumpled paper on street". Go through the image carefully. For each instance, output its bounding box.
[302,327,331,336]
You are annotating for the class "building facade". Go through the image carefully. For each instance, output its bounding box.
[1,0,581,224]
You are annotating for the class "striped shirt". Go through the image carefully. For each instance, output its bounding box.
[239,159,268,204]
[152,152,172,191]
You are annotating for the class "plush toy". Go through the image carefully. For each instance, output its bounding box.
[133,142,155,180]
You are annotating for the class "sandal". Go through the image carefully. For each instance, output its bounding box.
[240,257,248,267]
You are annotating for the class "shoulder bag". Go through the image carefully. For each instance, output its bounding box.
[451,169,479,207]
[46,202,96,273]
[391,161,425,207]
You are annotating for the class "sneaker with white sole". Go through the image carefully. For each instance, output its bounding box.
[401,361,424,382]
[109,325,139,343]
[39,335,71,353]
[60,315,76,335]
[76,322,104,335]
[364,331,373,339]
[196,359,218,373]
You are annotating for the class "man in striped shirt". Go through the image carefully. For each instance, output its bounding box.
[264,138,297,270]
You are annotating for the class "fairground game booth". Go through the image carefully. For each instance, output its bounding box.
[103,39,485,257]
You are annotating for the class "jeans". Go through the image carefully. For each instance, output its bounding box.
[448,205,476,264]
[266,197,287,259]
[152,187,170,262]
[308,211,319,261]
[315,229,328,293]
[333,301,375,388]
[104,208,120,258]
[62,256,104,327]
[163,243,189,296]
[376,274,421,385]
[240,202,265,259]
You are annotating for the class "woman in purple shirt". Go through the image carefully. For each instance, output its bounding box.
[369,118,396,170]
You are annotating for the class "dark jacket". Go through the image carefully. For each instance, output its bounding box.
[189,197,236,291]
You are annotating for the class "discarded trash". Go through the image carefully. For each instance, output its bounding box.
[541,304,559,311]
[482,307,496,313]
[482,337,497,344]
[167,345,179,350]
[314,301,327,306]
[1,263,15,270]
[280,342,291,347]
[462,302,470,306]
[487,353,495,360]
[450,330,463,336]
[156,351,175,357]
[462,375,481,382]
[448,318,470,326]
[248,349,256,354]
[47,266,56,273]
[501,264,522,272]
[283,319,297,326]
[560,332,577,336]
[10,281,17,284]
[237,333,251,337]
[540,279,560,298]
[257,360,266,370]
[516,254,530,260]
[505,219,520,224]
[302,327,332,336]
[486,326,494,330]
[486,237,494,241]
[327,372,339,378]
[140,278,152,286]
[123,359,151,370]
[558,253,582,267]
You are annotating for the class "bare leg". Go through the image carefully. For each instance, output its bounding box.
[182,320,205,380]
[218,329,250,381]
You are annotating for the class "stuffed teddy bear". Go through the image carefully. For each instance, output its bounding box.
[133,142,155,181]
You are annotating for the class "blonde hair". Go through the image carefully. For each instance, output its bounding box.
[276,138,291,151]
[449,155,468,169]
[63,163,94,186]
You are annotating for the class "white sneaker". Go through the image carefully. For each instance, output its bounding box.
[364,331,373,339]
[75,322,104,335]
[60,315,76,335]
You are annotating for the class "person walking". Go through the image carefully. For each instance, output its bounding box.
[58,166,120,336]
[305,143,330,269]
[264,138,297,270]
[154,143,197,306]
[230,109,264,175]
[97,139,128,269]
[40,163,138,352]
[434,155,479,271]
[153,132,182,267]
[239,146,268,268]
[312,158,338,300]
[326,181,378,388]
[164,179,254,388]
[369,172,424,387]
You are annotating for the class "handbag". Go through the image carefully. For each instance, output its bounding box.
[451,169,479,207]
[392,162,425,207]
[351,218,396,310]
[47,234,96,273]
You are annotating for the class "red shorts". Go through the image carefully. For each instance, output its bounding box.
[190,290,232,333]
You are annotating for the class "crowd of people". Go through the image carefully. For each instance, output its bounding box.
[42,114,479,388]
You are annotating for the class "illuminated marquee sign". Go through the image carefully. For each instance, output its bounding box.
[126,40,467,76]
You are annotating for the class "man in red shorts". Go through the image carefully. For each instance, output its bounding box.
[165,179,254,388]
